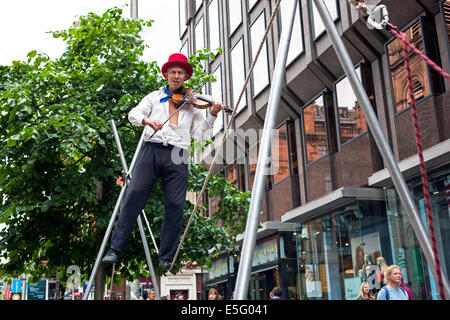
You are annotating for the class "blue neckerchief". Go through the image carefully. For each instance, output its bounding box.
[159,85,173,103]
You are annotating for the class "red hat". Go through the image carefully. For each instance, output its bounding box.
[161,53,193,80]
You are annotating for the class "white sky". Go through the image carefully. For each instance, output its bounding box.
[0,0,180,67]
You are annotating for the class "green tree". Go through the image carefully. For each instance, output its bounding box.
[0,7,249,299]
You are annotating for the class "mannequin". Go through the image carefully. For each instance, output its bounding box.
[363,254,380,294]
[376,256,388,285]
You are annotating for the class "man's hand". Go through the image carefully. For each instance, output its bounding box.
[143,117,163,131]
[210,101,224,117]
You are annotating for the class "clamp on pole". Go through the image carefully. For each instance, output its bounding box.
[366,4,390,30]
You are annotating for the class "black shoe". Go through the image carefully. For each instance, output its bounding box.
[159,259,178,271]
[102,248,122,264]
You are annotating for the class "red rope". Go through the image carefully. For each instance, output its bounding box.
[386,22,446,300]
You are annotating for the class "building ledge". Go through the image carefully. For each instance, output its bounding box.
[236,221,296,244]
[281,187,385,224]
[368,139,450,187]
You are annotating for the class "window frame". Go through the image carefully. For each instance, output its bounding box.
[229,36,248,113]
[439,0,450,66]
[178,0,188,38]
[309,0,340,41]
[249,9,271,98]
[207,0,221,56]
[279,0,305,66]
[333,62,370,147]
[271,120,298,186]
[210,64,224,136]
[301,92,333,166]
[227,0,243,37]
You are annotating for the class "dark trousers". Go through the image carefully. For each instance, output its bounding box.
[111,142,188,262]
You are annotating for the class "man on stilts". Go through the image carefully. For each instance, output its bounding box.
[102,53,224,270]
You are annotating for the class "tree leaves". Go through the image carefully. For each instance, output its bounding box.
[0,6,249,290]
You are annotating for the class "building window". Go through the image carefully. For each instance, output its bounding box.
[195,16,205,52]
[195,0,202,12]
[207,0,221,52]
[248,143,258,191]
[180,39,189,57]
[280,0,304,65]
[179,0,188,38]
[225,163,238,186]
[228,0,243,36]
[248,0,258,11]
[311,0,339,39]
[272,121,298,185]
[211,64,224,136]
[250,10,270,97]
[440,0,450,61]
[335,66,367,145]
[386,19,431,114]
[230,37,247,112]
[302,95,328,164]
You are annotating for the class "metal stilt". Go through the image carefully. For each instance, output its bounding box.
[83,124,161,300]
[234,0,298,300]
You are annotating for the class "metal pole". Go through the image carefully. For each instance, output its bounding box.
[83,129,147,300]
[130,0,138,19]
[313,0,450,299]
[110,120,161,300]
[234,0,297,300]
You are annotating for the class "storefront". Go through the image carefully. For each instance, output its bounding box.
[202,254,234,300]
[384,164,450,300]
[282,187,390,299]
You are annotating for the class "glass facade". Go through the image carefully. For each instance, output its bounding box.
[302,95,328,164]
[385,165,450,300]
[294,200,391,300]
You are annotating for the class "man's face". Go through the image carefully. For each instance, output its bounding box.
[389,268,402,286]
[165,66,188,90]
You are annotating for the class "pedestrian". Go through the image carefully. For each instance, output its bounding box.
[400,276,414,300]
[376,265,409,300]
[208,288,222,300]
[101,53,225,270]
[148,289,157,300]
[176,293,185,300]
[356,282,374,300]
[269,287,282,300]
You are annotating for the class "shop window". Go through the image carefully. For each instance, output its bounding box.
[385,166,450,300]
[302,95,328,164]
[228,0,243,36]
[178,0,188,38]
[250,9,270,97]
[210,65,224,136]
[272,121,298,184]
[230,37,247,112]
[334,66,367,145]
[296,200,390,300]
[310,0,339,39]
[386,20,431,114]
[207,0,221,52]
[280,0,304,65]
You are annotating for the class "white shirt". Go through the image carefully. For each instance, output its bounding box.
[128,86,217,150]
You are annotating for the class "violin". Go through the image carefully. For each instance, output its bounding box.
[170,87,233,114]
